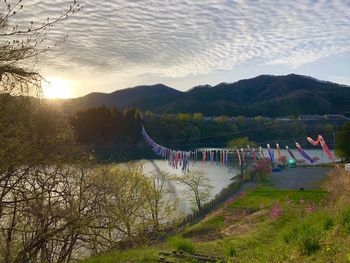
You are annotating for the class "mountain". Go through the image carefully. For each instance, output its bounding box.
[59,74,350,117]
[61,84,182,113]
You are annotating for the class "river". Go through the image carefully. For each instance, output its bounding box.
[141,148,338,213]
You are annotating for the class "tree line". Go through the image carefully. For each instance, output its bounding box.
[68,107,345,161]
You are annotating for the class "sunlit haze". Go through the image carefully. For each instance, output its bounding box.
[43,78,72,99]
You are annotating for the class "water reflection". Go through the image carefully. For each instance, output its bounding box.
[140,148,337,213]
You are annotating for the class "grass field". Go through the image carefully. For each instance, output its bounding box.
[82,169,350,263]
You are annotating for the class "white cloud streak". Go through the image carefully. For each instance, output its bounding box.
[5,0,350,92]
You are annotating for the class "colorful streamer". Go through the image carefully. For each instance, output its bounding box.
[295,142,314,163]
[307,135,335,162]
[276,143,281,161]
[142,125,330,171]
[267,144,275,163]
[258,146,265,159]
[286,145,297,160]
[241,148,246,165]
[247,145,257,161]
[236,149,242,166]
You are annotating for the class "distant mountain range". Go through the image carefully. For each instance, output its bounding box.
[58,74,350,117]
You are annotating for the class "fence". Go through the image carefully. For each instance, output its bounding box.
[178,172,253,228]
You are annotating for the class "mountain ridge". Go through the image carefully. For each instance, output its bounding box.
[58,74,350,117]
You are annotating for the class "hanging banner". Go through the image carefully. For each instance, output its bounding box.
[142,125,328,171]
[202,151,206,163]
[236,149,242,166]
[267,144,275,163]
[142,125,193,171]
[247,145,257,161]
[241,148,246,165]
[307,135,335,162]
[286,145,297,160]
[259,146,265,159]
[296,142,314,163]
[276,143,281,161]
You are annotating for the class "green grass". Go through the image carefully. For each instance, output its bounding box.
[182,214,225,239]
[340,206,350,232]
[167,237,195,253]
[82,183,350,263]
[229,185,326,210]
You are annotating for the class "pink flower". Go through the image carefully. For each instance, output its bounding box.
[270,203,282,219]
[239,191,246,199]
[306,202,317,213]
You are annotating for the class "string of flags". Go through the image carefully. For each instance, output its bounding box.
[141,125,336,172]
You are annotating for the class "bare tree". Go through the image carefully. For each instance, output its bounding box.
[0,0,81,99]
[144,171,182,235]
[91,164,150,249]
[175,171,213,211]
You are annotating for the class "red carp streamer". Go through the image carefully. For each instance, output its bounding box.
[307,135,335,162]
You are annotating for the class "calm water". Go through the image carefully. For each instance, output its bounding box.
[140,148,337,213]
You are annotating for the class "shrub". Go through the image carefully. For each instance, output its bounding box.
[253,159,272,182]
[223,242,237,257]
[168,237,195,253]
[323,217,334,230]
[284,223,322,255]
[340,207,350,232]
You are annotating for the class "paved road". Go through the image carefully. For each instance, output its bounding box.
[270,167,331,189]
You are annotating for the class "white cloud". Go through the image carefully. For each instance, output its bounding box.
[5,0,350,93]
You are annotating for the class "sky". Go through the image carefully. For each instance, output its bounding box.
[13,0,350,98]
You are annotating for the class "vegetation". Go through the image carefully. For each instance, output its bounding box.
[336,122,350,161]
[168,237,195,253]
[0,2,86,262]
[69,106,143,160]
[82,168,350,263]
[0,2,182,262]
[174,171,213,211]
[60,74,350,117]
[1,2,349,263]
[69,106,342,161]
[70,106,142,145]
[227,137,258,148]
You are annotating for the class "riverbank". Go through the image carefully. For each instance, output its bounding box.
[82,167,350,262]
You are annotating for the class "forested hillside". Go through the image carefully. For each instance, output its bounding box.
[59,74,350,117]
[68,107,345,161]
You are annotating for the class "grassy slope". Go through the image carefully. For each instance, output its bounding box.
[82,176,350,263]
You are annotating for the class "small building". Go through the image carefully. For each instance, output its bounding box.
[323,114,347,121]
[298,115,324,121]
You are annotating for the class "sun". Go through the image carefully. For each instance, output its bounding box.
[43,77,72,99]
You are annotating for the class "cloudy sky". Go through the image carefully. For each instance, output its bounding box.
[15,0,350,97]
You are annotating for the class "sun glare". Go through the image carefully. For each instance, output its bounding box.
[43,78,72,99]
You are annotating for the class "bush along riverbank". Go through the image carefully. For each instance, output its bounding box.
[82,167,350,263]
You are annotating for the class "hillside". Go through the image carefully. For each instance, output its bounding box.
[82,167,350,263]
[59,74,350,117]
[61,84,182,113]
